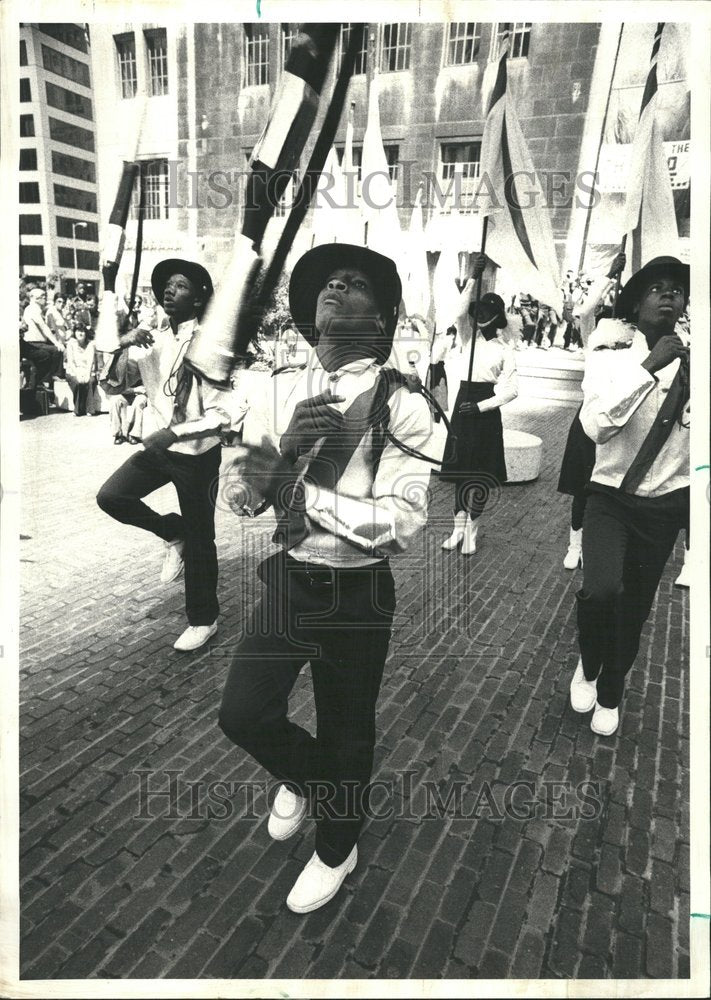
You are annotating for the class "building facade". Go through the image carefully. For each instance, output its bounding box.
[82,20,689,302]
[19,23,100,292]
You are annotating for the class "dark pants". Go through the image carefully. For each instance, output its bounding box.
[563,321,582,350]
[20,341,62,383]
[96,444,221,625]
[66,376,93,416]
[576,487,686,708]
[571,492,587,532]
[218,552,395,867]
[522,324,536,345]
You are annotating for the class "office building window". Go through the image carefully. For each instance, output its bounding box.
[20,182,41,203]
[46,81,92,120]
[145,29,169,96]
[39,24,87,53]
[56,217,99,241]
[49,116,95,152]
[131,160,170,220]
[20,78,31,102]
[439,141,482,213]
[243,24,269,86]
[41,44,91,87]
[384,145,400,183]
[20,39,27,65]
[445,22,481,64]
[381,23,412,72]
[57,246,99,271]
[53,183,97,213]
[281,24,298,67]
[339,24,368,75]
[20,244,46,267]
[20,148,38,171]
[115,34,138,98]
[20,114,35,137]
[20,215,43,235]
[497,23,532,58]
[52,150,96,183]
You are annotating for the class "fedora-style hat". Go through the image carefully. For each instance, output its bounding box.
[288,243,402,356]
[469,291,508,330]
[151,258,214,319]
[617,256,689,321]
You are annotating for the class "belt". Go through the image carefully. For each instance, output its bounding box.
[285,556,390,588]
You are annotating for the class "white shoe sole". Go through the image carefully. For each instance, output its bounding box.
[268,809,307,841]
[286,854,357,914]
[173,624,218,652]
[590,715,619,736]
[570,692,597,713]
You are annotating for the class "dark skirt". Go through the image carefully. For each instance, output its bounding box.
[440,381,507,484]
[557,405,596,496]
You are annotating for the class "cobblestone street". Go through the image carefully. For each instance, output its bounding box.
[18,394,690,981]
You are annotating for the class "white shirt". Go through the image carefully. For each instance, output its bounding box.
[237,350,436,567]
[431,331,518,416]
[129,317,231,456]
[22,301,52,343]
[581,320,689,498]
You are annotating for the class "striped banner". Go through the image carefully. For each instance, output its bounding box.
[478,29,562,313]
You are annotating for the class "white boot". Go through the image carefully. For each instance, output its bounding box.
[461,518,479,556]
[674,548,691,588]
[563,527,583,570]
[442,511,467,550]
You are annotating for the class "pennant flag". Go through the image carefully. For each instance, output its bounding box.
[401,186,431,318]
[340,106,366,244]
[310,146,348,247]
[360,74,404,265]
[477,31,563,314]
[621,23,679,272]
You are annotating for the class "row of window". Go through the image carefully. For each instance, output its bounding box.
[20,214,100,241]
[115,28,168,98]
[21,77,94,120]
[241,21,531,87]
[113,22,531,98]
[20,182,97,213]
[20,113,96,152]
[19,147,96,183]
[20,244,99,270]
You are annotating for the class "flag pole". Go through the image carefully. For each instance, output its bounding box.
[577,23,625,277]
[466,216,489,382]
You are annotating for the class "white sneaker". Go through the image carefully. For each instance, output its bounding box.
[268,785,307,841]
[160,539,185,584]
[173,620,217,652]
[591,702,619,736]
[442,511,467,551]
[461,519,479,556]
[286,845,357,914]
[563,528,583,570]
[569,659,597,713]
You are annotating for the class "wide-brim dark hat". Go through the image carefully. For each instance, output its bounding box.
[288,243,402,352]
[469,291,507,330]
[617,256,689,321]
[151,258,214,319]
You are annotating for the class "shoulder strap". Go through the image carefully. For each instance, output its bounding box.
[308,368,408,489]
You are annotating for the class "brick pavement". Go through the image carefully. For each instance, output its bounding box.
[18,396,689,981]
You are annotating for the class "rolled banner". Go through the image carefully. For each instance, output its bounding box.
[185,24,340,386]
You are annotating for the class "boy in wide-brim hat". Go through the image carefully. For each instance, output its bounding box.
[218,242,435,914]
[96,257,231,652]
[569,255,690,737]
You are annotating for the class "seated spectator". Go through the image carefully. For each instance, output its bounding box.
[109,357,147,445]
[45,292,70,345]
[20,287,64,383]
[64,322,99,416]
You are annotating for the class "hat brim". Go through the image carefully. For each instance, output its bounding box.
[151,259,214,318]
[288,243,402,354]
[617,256,689,321]
[469,293,507,330]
